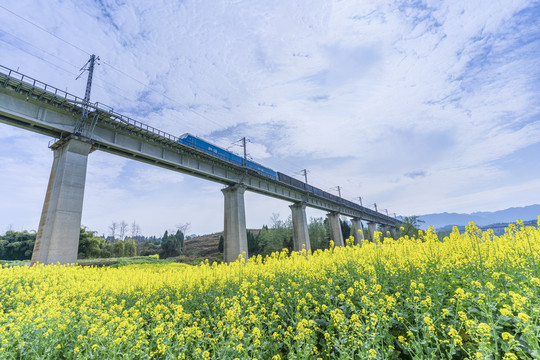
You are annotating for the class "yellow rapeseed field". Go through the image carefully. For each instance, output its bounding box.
[1,219,539,359]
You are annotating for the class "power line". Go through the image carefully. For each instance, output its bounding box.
[0,4,90,56]
[0,5,391,214]
[0,37,79,78]
[100,60,226,130]
[0,29,81,70]
[0,3,223,133]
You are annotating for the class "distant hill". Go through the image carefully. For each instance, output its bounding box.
[418,204,540,229]
[436,219,537,236]
[183,229,262,262]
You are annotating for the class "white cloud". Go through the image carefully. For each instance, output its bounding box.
[0,0,539,235]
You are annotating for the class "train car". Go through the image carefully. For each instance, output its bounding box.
[178,133,277,179]
[277,172,306,189]
[178,133,242,164]
[247,160,278,180]
[312,186,324,197]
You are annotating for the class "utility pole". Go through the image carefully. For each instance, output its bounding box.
[301,169,309,184]
[331,186,341,198]
[74,54,99,134]
[237,137,251,167]
[241,137,247,166]
[82,54,97,105]
[374,203,378,212]
[358,196,363,207]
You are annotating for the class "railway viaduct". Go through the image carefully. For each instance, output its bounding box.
[0,66,401,264]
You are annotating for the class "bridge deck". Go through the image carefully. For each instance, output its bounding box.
[0,65,400,226]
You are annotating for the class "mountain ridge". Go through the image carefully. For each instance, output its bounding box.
[418,204,540,229]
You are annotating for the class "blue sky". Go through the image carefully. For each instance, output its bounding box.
[0,0,539,237]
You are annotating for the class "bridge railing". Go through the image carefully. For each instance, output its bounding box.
[0,65,180,142]
[0,65,86,105]
[91,102,179,142]
[1,65,401,224]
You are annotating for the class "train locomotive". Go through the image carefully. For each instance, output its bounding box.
[177,133,278,179]
[177,133,387,219]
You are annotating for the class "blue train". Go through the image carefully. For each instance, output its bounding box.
[177,133,278,179]
[177,133,395,221]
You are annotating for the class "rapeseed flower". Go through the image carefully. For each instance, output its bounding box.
[0,220,538,359]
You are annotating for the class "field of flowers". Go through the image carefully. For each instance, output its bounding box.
[1,219,539,360]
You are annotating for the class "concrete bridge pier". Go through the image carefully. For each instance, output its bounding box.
[380,225,388,239]
[390,227,398,240]
[367,222,378,243]
[351,218,364,245]
[222,184,248,263]
[290,202,311,252]
[31,137,92,265]
[327,212,344,247]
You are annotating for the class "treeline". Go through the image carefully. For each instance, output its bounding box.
[0,230,35,260]
[218,216,355,258]
[0,227,185,261]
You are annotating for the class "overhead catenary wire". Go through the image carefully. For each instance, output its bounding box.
[100,60,227,130]
[0,37,80,78]
[0,4,299,156]
[0,38,158,111]
[0,29,81,71]
[1,37,381,213]
[0,3,224,134]
[0,4,91,56]
[0,4,397,216]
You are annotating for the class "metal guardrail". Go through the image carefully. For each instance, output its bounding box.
[0,65,276,176]
[0,65,400,223]
[0,65,180,143]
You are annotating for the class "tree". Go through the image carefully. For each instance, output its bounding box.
[118,220,128,241]
[257,216,293,257]
[161,229,184,258]
[123,239,138,257]
[247,231,259,255]
[340,220,351,240]
[111,240,125,257]
[0,230,36,260]
[138,239,161,256]
[176,223,191,235]
[78,227,108,259]
[109,222,118,241]
[309,217,330,251]
[397,216,425,238]
[175,229,185,255]
[130,221,141,240]
[218,235,224,253]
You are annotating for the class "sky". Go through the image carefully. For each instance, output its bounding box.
[0,0,539,237]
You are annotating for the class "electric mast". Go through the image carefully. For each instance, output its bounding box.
[74,54,99,135]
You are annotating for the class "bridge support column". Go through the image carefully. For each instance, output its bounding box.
[351,218,364,245]
[368,222,378,243]
[222,184,248,263]
[327,212,344,247]
[380,225,388,240]
[31,138,92,265]
[289,202,311,253]
[390,227,397,240]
